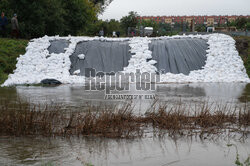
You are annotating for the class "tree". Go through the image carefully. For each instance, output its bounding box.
[0,0,67,38]
[85,19,123,37]
[227,20,236,27]
[247,22,250,31]
[0,0,98,38]
[120,11,139,33]
[174,22,187,32]
[159,22,171,30]
[106,19,121,36]
[91,0,113,14]
[235,17,247,30]
[195,24,206,32]
[63,0,97,36]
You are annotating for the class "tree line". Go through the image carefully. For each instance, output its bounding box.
[0,0,112,38]
[0,0,249,39]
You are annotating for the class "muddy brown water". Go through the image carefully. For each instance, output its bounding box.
[0,83,249,166]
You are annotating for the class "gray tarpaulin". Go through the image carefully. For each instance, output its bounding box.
[149,38,208,75]
[48,40,69,54]
[48,38,208,77]
[69,41,131,76]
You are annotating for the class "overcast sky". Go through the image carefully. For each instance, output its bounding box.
[99,0,250,20]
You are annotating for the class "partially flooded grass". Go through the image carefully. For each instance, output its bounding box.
[146,104,249,139]
[0,99,249,139]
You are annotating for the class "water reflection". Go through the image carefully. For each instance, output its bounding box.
[0,83,249,112]
[0,83,246,111]
[0,135,249,166]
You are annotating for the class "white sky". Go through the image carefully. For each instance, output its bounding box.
[99,0,250,20]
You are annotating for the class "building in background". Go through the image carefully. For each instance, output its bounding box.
[138,15,249,27]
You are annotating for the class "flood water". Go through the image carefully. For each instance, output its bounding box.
[0,83,249,166]
[0,83,249,113]
[0,135,249,166]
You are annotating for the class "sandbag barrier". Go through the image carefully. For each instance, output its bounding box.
[2,34,249,86]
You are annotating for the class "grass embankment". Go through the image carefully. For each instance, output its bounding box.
[0,38,28,84]
[234,36,250,77]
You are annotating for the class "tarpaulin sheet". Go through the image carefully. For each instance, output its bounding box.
[48,40,69,54]
[69,41,131,76]
[149,38,208,75]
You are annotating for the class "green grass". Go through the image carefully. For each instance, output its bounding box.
[234,36,250,77]
[0,38,28,84]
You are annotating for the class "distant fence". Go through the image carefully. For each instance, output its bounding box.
[179,31,250,37]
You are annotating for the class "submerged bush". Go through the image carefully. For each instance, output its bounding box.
[0,99,249,139]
